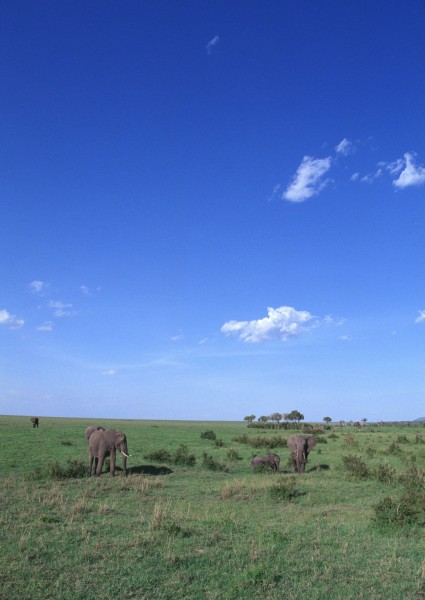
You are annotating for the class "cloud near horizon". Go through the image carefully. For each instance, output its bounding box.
[221,305,317,343]
[283,155,332,202]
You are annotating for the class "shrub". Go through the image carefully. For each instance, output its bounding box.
[342,455,370,479]
[315,436,328,444]
[61,440,73,446]
[396,434,409,444]
[226,449,241,461]
[268,477,297,502]
[398,464,425,491]
[201,430,216,440]
[202,452,229,472]
[214,439,224,447]
[374,463,397,485]
[387,442,402,455]
[47,458,87,479]
[144,448,173,463]
[232,434,250,444]
[373,491,425,527]
[344,434,359,447]
[415,433,423,444]
[328,433,338,440]
[174,445,196,467]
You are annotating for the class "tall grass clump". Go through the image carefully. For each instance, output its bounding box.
[202,452,229,472]
[200,430,216,440]
[342,455,370,479]
[268,476,298,502]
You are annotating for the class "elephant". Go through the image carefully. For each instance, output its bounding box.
[88,428,130,476]
[287,435,317,473]
[84,425,105,443]
[251,452,280,472]
[31,417,39,428]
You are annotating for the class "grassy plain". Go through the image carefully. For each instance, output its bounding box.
[1,415,425,599]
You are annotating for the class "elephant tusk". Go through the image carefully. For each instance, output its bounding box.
[121,451,131,458]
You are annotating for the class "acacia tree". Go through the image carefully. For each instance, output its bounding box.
[323,416,332,424]
[258,416,269,423]
[270,412,283,429]
[244,415,256,423]
[288,410,304,423]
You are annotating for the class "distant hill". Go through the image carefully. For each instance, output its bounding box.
[413,417,425,422]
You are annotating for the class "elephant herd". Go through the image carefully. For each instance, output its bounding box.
[29,417,316,476]
[251,435,317,474]
[85,427,315,477]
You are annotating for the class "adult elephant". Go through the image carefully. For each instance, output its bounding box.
[84,425,105,443]
[89,429,130,477]
[251,452,280,472]
[287,435,317,473]
[31,417,39,428]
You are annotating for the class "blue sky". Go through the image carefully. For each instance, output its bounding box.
[2,1,425,422]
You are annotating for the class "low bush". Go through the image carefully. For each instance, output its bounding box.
[173,445,196,467]
[374,463,397,485]
[144,448,173,463]
[47,458,87,479]
[396,434,409,444]
[268,476,297,502]
[202,452,229,472]
[226,449,241,461]
[201,430,216,440]
[387,442,402,455]
[342,455,370,479]
[373,490,425,527]
[214,439,224,447]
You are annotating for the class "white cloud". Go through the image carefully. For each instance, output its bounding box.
[335,138,354,156]
[206,35,220,55]
[392,153,425,188]
[80,285,91,296]
[29,280,47,295]
[415,310,425,324]
[0,309,24,329]
[283,156,332,202]
[48,300,74,318]
[37,321,54,332]
[221,305,316,343]
[102,369,117,376]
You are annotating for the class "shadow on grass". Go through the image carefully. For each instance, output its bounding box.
[129,464,174,476]
[309,464,331,472]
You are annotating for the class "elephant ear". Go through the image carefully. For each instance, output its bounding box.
[115,432,125,446]
[307,436,317,450]
[287,436,296,451]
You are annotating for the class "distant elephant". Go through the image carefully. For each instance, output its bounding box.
[31,417,39,428]
[84,425,105,443]
[88,428,130,476]
[287,435,317,473]
[251,452,280,472]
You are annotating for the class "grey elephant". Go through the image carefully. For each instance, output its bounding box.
[84,425,105,443]
[251,452,280,472]
[88,428,130,476]
[31,417,39,428]
[287,435,317,473]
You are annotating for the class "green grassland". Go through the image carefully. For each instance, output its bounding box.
[1,415,425,599]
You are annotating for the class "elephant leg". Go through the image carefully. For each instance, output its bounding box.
[291,452,298,472]
[109,448,116,476]
[96,453,105,476]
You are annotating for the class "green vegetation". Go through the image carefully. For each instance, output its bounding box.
[2,415,425,599]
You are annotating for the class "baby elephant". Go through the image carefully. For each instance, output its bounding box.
[31,417,39,428]
[251,452,280,472]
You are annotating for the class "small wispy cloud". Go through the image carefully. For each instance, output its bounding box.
[29,280,48,295]
[37,321,54,332]
[206,35,220,55]
[415,310,425,324]
[283,156,332,202]
[221,305,317,343]
[48,300,74,318]
[0,309,24,329]
[335,138,355,156]
[102,369,117,376]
